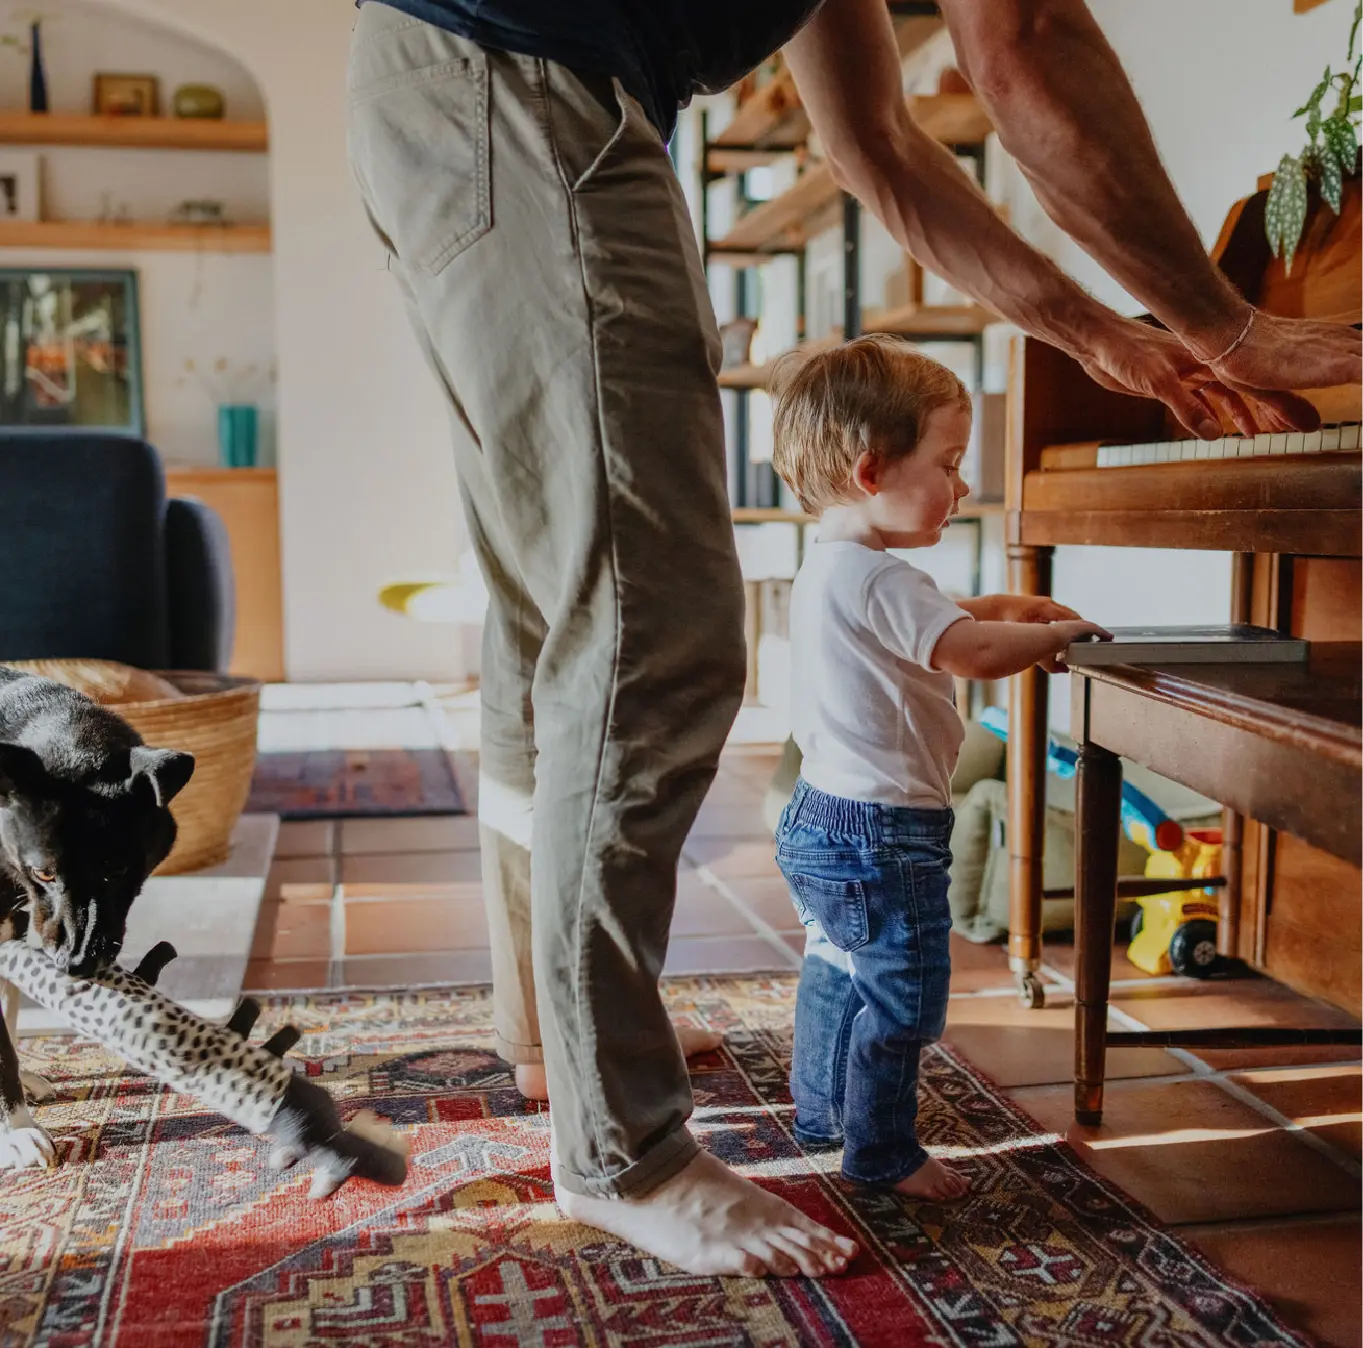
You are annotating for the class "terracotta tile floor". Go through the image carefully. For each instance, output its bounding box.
[246,744,1362,1346]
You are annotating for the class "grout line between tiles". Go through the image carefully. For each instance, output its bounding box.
[328,885,346,964]
[1041,962,1363,1180]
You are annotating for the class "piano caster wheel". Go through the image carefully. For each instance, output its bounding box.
[1018,973,1046,1009]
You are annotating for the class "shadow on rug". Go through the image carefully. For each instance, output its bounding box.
[1,976,1309,1347]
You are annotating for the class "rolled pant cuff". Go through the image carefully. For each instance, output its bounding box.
[843,1144,929,1188]
[554,1124,699,1199]
[495,1033,544,1067]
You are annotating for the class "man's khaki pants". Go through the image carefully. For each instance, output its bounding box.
[347,5,746,1198]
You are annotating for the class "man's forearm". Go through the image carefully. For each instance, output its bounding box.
[939,0,1250,355]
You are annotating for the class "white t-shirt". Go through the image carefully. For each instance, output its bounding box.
[790,541,971,808]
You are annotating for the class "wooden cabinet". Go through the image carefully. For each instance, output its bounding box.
[165,467,284,683]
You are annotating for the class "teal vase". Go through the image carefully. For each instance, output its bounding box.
[217,404,258,468]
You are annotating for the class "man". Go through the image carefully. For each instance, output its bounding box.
[346,0,1359,1281]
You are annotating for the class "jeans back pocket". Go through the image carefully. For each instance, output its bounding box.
[786,871,870,953]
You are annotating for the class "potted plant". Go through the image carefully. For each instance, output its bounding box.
[1265,0,1362,272]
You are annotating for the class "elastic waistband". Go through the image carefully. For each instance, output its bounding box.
[788,779,952,845]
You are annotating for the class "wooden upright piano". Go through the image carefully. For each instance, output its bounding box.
[1004,170,1362,1051]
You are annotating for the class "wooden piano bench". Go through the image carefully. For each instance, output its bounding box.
[1068,644,1363,1125]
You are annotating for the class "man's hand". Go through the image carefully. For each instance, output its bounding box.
[1206,310,1363,403]
[1078,315,1326,438]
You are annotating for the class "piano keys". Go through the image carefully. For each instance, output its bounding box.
[1040,423,1361,471]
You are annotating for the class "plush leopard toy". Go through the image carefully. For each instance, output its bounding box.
[0,941,408,1198]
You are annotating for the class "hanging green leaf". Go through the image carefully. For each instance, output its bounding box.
[1322,114,1359,174]
[1265,154,1309,272]
[1294,65,1333,117]
[1350,94,1363,114]
[1319,143,1344,212]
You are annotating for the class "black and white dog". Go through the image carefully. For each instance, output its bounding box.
[0,668,193,1169]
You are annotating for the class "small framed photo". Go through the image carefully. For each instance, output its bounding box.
[93,73,160,117]
[0,152,41,222]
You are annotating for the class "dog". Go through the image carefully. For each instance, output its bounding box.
[0,667,193,1169]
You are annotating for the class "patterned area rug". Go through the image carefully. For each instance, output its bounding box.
[0,977,1308,1347]
[245,748,466,819]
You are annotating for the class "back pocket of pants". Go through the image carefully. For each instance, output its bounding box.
[787,872,869,953]
[347,57,491,276]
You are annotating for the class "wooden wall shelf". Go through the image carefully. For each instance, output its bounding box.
[0,220,271,252]
[710,94,992,256]
[0,113,268,152]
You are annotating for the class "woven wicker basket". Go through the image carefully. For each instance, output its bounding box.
[4,662,261,875]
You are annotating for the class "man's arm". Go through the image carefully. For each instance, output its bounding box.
[783,0,1223,437]
[783,0,1347,431]
[937,0,1360,391]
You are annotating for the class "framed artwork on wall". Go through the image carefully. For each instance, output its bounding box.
[0,268,145,436]
[93,73,160,117]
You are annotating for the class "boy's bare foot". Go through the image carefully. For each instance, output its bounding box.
[891,1156,969,1201]
[514,1025,724,1102]
[555,1146,859,1279]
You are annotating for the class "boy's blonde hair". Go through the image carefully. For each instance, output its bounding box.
[770,334,971,516]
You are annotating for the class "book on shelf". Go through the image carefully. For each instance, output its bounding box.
[1064,624,1309,667]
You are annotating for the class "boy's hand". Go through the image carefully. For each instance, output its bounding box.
[960,594,1083,624]
[1039,620,1113,673]
[994,595,1082,625]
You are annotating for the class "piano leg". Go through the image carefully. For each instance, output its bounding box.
[1074,738,1122,1126]
[1006,543,1052,1008]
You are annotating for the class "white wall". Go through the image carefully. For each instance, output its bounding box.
[89,0,468,683]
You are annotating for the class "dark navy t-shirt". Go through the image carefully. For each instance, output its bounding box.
[358,1,825,140]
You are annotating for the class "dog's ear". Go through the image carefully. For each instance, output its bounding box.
[0,743,45,805]
[128,747,195,808]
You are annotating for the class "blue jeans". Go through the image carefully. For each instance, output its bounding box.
[775,778,953,1186]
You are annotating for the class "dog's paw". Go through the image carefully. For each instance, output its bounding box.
[0,1110,57,1170]
[20,1071,56,1105]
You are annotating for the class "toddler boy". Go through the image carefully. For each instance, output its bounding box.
[771,335,1108,1199]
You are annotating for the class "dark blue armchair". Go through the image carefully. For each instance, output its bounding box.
[0,434,235,670]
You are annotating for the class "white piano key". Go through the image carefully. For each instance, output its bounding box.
[1158,442,1175,462]
[1319,426,1343,452]
[1269,433,1288,455]
[1285,432,1306,455]
[1254,432,1274,456]
[1341,423,1361,450]
[1181,440,1199,460]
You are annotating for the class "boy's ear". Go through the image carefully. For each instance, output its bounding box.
[0,743,45,805]
[850,450,881,496]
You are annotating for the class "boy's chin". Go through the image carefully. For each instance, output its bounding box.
[883,523,944,548]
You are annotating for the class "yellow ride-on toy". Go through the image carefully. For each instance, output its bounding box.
[1127,827,1224,978]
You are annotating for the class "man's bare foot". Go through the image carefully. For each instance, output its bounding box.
[514,1024,724,1102]
[556,1146,858,1279]
[891,1156,969,1201]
